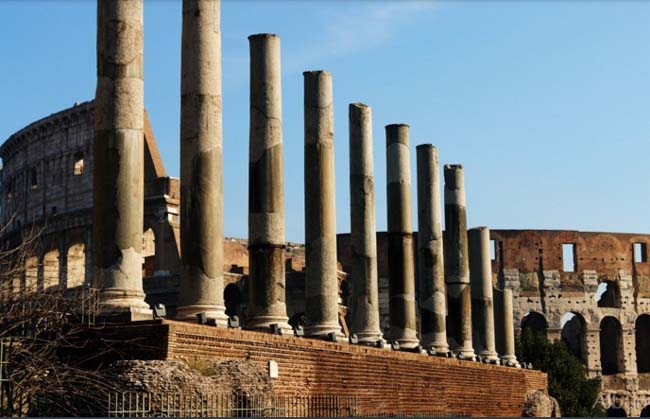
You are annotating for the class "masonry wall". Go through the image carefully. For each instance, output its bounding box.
[102,320,547,417]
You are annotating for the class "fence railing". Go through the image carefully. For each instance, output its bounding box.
[107,392,359,417]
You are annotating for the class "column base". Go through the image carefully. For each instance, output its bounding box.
[175,304,229,327]
[453,347,476,360]
[245,315,293,334]
[304,322,345,340]
[420,332,449,355]
[388,326,420,349]
[354,330,384,346]
[478,350,500,363]
[500,355,520,368]
[98,289,152,321]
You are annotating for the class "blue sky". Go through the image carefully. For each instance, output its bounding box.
[1,1,649,242]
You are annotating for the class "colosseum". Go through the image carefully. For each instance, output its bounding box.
[1,100,648,415]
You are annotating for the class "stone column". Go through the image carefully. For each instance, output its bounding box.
[348,103,383,345]
[176,0,227,325]
[303,71,343,338]
[469,227,499,363]
[93,0,151,319]
[416,144,448,355]
[443,165,474,359]
[497,288,519,366]
[386,124,419,349]
[247,34,290,332]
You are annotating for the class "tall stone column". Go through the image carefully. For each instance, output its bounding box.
[247,34,290,332]
[443,165,474,359]
[93,0,151,319]
[303,71,343,338]
[495,287,519,367]
[176,0,227,325]
[386,124,419,349]
[469,227,499,363]
[416,144,448,355]
[348,103,383,345]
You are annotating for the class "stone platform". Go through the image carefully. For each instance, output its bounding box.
[92,320,547,417]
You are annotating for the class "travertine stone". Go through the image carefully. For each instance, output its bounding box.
[177,0,227,325]
[348,103,383,344]
[303,71,343,338]
[247,34,290,332]
[416,144,448,354]
[498,287,520,367]
[444,165,474,359]
[386,124,419,348]
[93,0,151,318]
[469,227,499,362]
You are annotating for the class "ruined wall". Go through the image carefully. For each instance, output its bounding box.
[98,320,547,417]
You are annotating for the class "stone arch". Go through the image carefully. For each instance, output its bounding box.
[597,280,621,308]
[66,242,86,288]
[25,256,38,294]
[224,283,241,318]
[142,227,156,277]
[640,405,650,417]
[522,311,548,337]
[42,249,59,291]
[636,314,650,373]
[561,312,587,363]
[600,316,624,375]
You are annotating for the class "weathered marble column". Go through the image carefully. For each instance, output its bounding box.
[93,0,151,319]
[303,71,343,338]
[495,288,520,367]
[176,0,227,325]
[443,165,474,359]
[386,124,419,349]
[469,227,499,363]
[247,34,290,332]
[416,144,448,355]
[348,103,383,345]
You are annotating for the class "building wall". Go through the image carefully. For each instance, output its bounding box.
[97,320,547,417]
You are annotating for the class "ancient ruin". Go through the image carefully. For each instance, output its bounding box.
[12,0,650,416]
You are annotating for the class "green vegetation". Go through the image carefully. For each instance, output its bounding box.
[516,328,605,417]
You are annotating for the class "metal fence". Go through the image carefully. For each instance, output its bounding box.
[107,392,359,417]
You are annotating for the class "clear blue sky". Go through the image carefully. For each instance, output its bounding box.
[1,1,649,242]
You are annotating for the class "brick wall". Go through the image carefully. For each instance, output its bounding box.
[103,320,547,417]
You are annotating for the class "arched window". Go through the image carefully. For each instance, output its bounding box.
[67,243,85,288]
[561,312,587,363]
[600,316,624,375]
[73,152,84,176]
[636,314,650,373]
[597,281,621,308]
[521,312,548,337]
[224,283,241,318]
[30,167,38,190]
[43,249,60,291]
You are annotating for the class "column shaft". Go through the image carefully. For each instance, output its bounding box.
[93,0,151,319]
[348,103,382,344]
[496,287,519,366]
[247,34,290,331]
[177,0,227,324]
[443,165,474,358]
[416,144,448,354]
[386,124,419,348]
[469,227,499,362]
[303,71,342,337]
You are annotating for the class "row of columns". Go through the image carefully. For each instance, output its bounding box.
[92,0,519,364]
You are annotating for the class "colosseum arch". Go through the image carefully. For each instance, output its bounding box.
[636,314,650,373]
[142,227,156,277]
[641,405,650,417]
[66,242,85,288]
[600,316,625,375]
[560,312,587,363]
[25,255,38,294]
[42,249,59,291]
[521,311,548,337]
